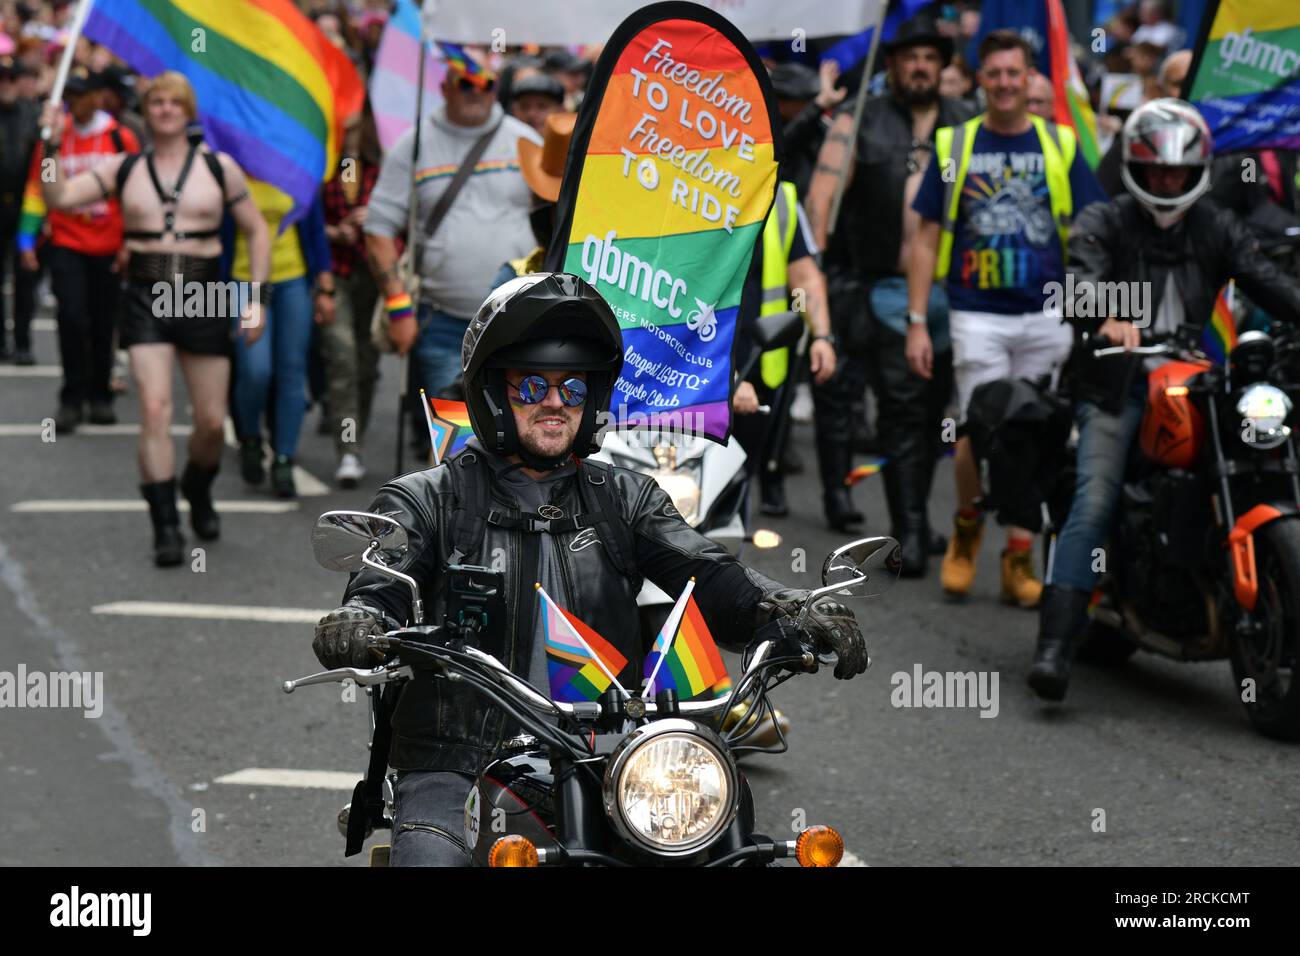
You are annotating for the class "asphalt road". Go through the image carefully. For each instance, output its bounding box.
[2,313,1297,867]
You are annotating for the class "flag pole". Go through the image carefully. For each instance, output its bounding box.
[41,0,94,141]
[826,0,889,239]
[395,14,431,477]
[643,577,695,699]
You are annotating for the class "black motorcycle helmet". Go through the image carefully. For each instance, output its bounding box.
[462,272,623,470]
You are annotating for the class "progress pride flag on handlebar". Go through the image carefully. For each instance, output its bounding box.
[546,2,782,444]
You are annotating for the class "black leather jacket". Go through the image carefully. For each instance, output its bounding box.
[825,93,976,280]
[1065,195,1300,414]
[342,449,788,773]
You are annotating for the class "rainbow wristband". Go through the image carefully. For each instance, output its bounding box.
[385,292,414,323]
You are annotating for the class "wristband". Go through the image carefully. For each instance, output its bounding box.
[385,292,414,323]
[907,311,927,326]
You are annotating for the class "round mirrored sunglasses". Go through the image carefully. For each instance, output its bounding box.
[507,375,588,407]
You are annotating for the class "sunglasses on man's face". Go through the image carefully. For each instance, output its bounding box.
[507,375,588,407]
[456,76,497,94]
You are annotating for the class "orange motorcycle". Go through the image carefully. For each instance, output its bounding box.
[1058,328,1300,739]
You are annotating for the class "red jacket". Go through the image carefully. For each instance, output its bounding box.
[18,111,139,257]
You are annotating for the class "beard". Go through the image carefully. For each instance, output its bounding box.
[899,76,940,106]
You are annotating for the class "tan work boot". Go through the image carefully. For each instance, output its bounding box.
[940,513,984,596]
[1001,548,1043,608]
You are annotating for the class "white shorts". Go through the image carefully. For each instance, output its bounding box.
[949,308,1073,423]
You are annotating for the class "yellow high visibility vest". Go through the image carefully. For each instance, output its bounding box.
[759,180,799,389]
[932,113,1075,280]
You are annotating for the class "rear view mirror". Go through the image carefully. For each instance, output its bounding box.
[821,537,902,597]
[312,511,409,573]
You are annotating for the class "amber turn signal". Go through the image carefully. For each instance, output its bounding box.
[795,825,844,867]
[488,835,539,867]
[1165,385,1190,397]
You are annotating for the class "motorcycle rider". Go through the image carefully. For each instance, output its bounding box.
[311,273,870,865]
[1030,99,1300,701]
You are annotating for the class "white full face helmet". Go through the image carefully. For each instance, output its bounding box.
[1120,97,1214,229]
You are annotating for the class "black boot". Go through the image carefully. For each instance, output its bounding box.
[882,462,926,577]
[823,488,863,531]
[240,436,265,485]
[1027,585,1091,701]
[141,480,185,567]
[760,473,789,517]
[180,461,221,541]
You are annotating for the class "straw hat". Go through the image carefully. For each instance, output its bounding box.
[517,111,576,203]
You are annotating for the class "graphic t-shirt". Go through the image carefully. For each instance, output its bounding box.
[912,123,1107,315]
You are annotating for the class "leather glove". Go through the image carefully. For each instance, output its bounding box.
[313,606,386,669]
[757,588,869,680]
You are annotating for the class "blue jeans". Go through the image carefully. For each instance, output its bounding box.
[413,305,470,400]
[1049,389,1146,592]
[390,770,474,867]
[231,276,313,458]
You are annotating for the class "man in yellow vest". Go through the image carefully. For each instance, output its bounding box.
[732,179,837,516]
[906,30,1106,609]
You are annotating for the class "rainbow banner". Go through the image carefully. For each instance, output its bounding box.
[1201,281,1238,365]
[1187,0,1300,152]
[537,584,628,702]
[419,394,473,466]
[643,578,729,701]
[547,3,781,443]
[83,0,364,228]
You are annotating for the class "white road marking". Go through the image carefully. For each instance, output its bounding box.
[33,318,56,332]
[293,465,330,496]
[91,601,327,623]
[841,849,868,867]
[0,364,59,376]
[0,423,193,437]
[12,499,297,513]
[214,768,358,791]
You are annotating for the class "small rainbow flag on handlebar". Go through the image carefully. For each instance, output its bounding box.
[537,584,628,703]
[643,578,730,701]
[1200,282,1238,366]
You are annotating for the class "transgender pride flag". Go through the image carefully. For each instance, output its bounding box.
[370,0,445,151]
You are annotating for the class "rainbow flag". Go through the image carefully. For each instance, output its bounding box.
[84,0,364,228]
[15,167,46,253]
[845,457,888,487]
[643,579,729,701]
[419,394,473,466]
[1201,281,1238,365]
[1046,0,1100,168]
[537,584,628,703]
[369,0,444,151]
[551,8,780,443]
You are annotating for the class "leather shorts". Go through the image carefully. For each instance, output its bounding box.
[118,255,233,356]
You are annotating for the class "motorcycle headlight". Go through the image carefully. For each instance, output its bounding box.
[603,719,738,857]
[651,470,702,525]
[1237,383,1293,450]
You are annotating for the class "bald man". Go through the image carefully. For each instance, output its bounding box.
[1026,72,1054,120]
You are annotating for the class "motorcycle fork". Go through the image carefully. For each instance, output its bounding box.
[551,755,603,857]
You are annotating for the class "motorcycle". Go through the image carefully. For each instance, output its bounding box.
[1051,326,1300,739]
[285,509,901,866]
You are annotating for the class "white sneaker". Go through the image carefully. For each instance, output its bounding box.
[791,382,814,423]
[335,453,365,489]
